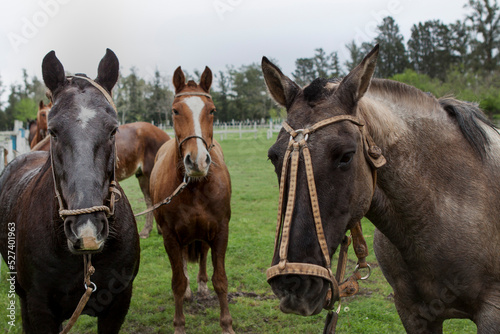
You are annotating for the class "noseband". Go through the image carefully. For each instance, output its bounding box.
[266,114,386,314]
[50,76,120,219]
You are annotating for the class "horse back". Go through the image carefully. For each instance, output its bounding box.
[115,122,170,180]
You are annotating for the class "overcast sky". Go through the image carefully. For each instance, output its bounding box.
[1,0,469,94]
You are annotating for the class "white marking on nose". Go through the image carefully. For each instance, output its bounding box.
[78,219,97,238]
[77,107,96,129]
[183,97,207,155]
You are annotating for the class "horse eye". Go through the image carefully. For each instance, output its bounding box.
[210,109,216,115]
[110,128,118,138]
[172,109,179,115]
[48,129,57,139]
[339,152,355,167]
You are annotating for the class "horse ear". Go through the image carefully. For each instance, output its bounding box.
[173,66,186,93]
[337,44,379,110]
[262,56,300,109]
[39,100,44,109]
[199,66,212,93]
[42,51,67,94]
[95,48,119,94]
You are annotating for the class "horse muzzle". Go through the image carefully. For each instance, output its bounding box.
[269,274,330,316]
[183,151,212,178]
[64,212,108,254]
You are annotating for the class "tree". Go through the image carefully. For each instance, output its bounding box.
[292,58,315,86]
[115,67,147,123]
[145,69,173,125]
[408,20,455,80]
[229,63,270,120]
[212,70,232,122]
[344,40,364,72]
[293,48,343,86]
[374,16,409,78]
[466,0,500,72]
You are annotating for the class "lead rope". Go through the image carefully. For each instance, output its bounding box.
[59,254,96,334]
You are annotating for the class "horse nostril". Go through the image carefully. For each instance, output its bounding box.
[205,154,211,166]
[184,154,194,167]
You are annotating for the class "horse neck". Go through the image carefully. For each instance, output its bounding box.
[358,83,470,244]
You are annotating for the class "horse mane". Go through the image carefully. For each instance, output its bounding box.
[368,79,497,160]
[438,97,497,160]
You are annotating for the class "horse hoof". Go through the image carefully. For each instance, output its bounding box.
[139,233,149,239]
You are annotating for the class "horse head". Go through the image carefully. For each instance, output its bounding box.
[262,46,382,316]
[42,49,119,254]
[37,100,51,138]
[172,66,215,179]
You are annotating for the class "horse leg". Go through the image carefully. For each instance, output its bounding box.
[182,247,193,300]
[138,175,156,238]
[23,294,60,333]
[374,229,444,334]
[96,284,133,334]
[197,241,210,297]
[164,235,188,334]
[210,226,234,334]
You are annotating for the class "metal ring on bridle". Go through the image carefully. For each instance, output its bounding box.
[354,263,372,280]
[84,281,97,292]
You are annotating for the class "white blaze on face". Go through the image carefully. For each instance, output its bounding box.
[77,106,96,129]
[183,96,207,155]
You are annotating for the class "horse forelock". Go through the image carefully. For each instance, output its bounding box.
[302,78,340,104]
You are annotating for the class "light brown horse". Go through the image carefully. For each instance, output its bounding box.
[30,100,51,149]
[263,45,500,333]
[31,121,169,238]
[115,122,170,238]
[150,66,234,334]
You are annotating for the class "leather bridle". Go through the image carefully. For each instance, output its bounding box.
[173,92,215,155]
[266,114,386,330]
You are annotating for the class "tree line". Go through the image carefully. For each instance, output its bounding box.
[1,0,499,130]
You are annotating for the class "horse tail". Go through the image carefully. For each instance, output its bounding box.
[187,240,203,263]
[439,97,497,160]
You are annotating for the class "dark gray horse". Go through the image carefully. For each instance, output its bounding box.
[0,49,140,333]
[263,45,500,333]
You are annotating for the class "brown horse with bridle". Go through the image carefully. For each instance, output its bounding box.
[0,49,140,333]
[30,100,51,149]
[263,45,500,333]
[149,66,234,334]
[31,121,169,238]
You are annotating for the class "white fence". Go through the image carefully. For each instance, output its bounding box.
[0,120,30,173]
[160,120,283,140]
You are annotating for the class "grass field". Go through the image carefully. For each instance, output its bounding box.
[0,130,477,333]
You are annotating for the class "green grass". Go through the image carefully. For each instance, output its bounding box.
[0,130,477,333]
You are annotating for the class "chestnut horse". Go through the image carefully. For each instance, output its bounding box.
[263,45,500,333]
[0,49,140,333]
[30,100,51,149]
[115,122,170,238]
[27,118,37,146]
[31,122,170,238]
[150,67,234,334]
